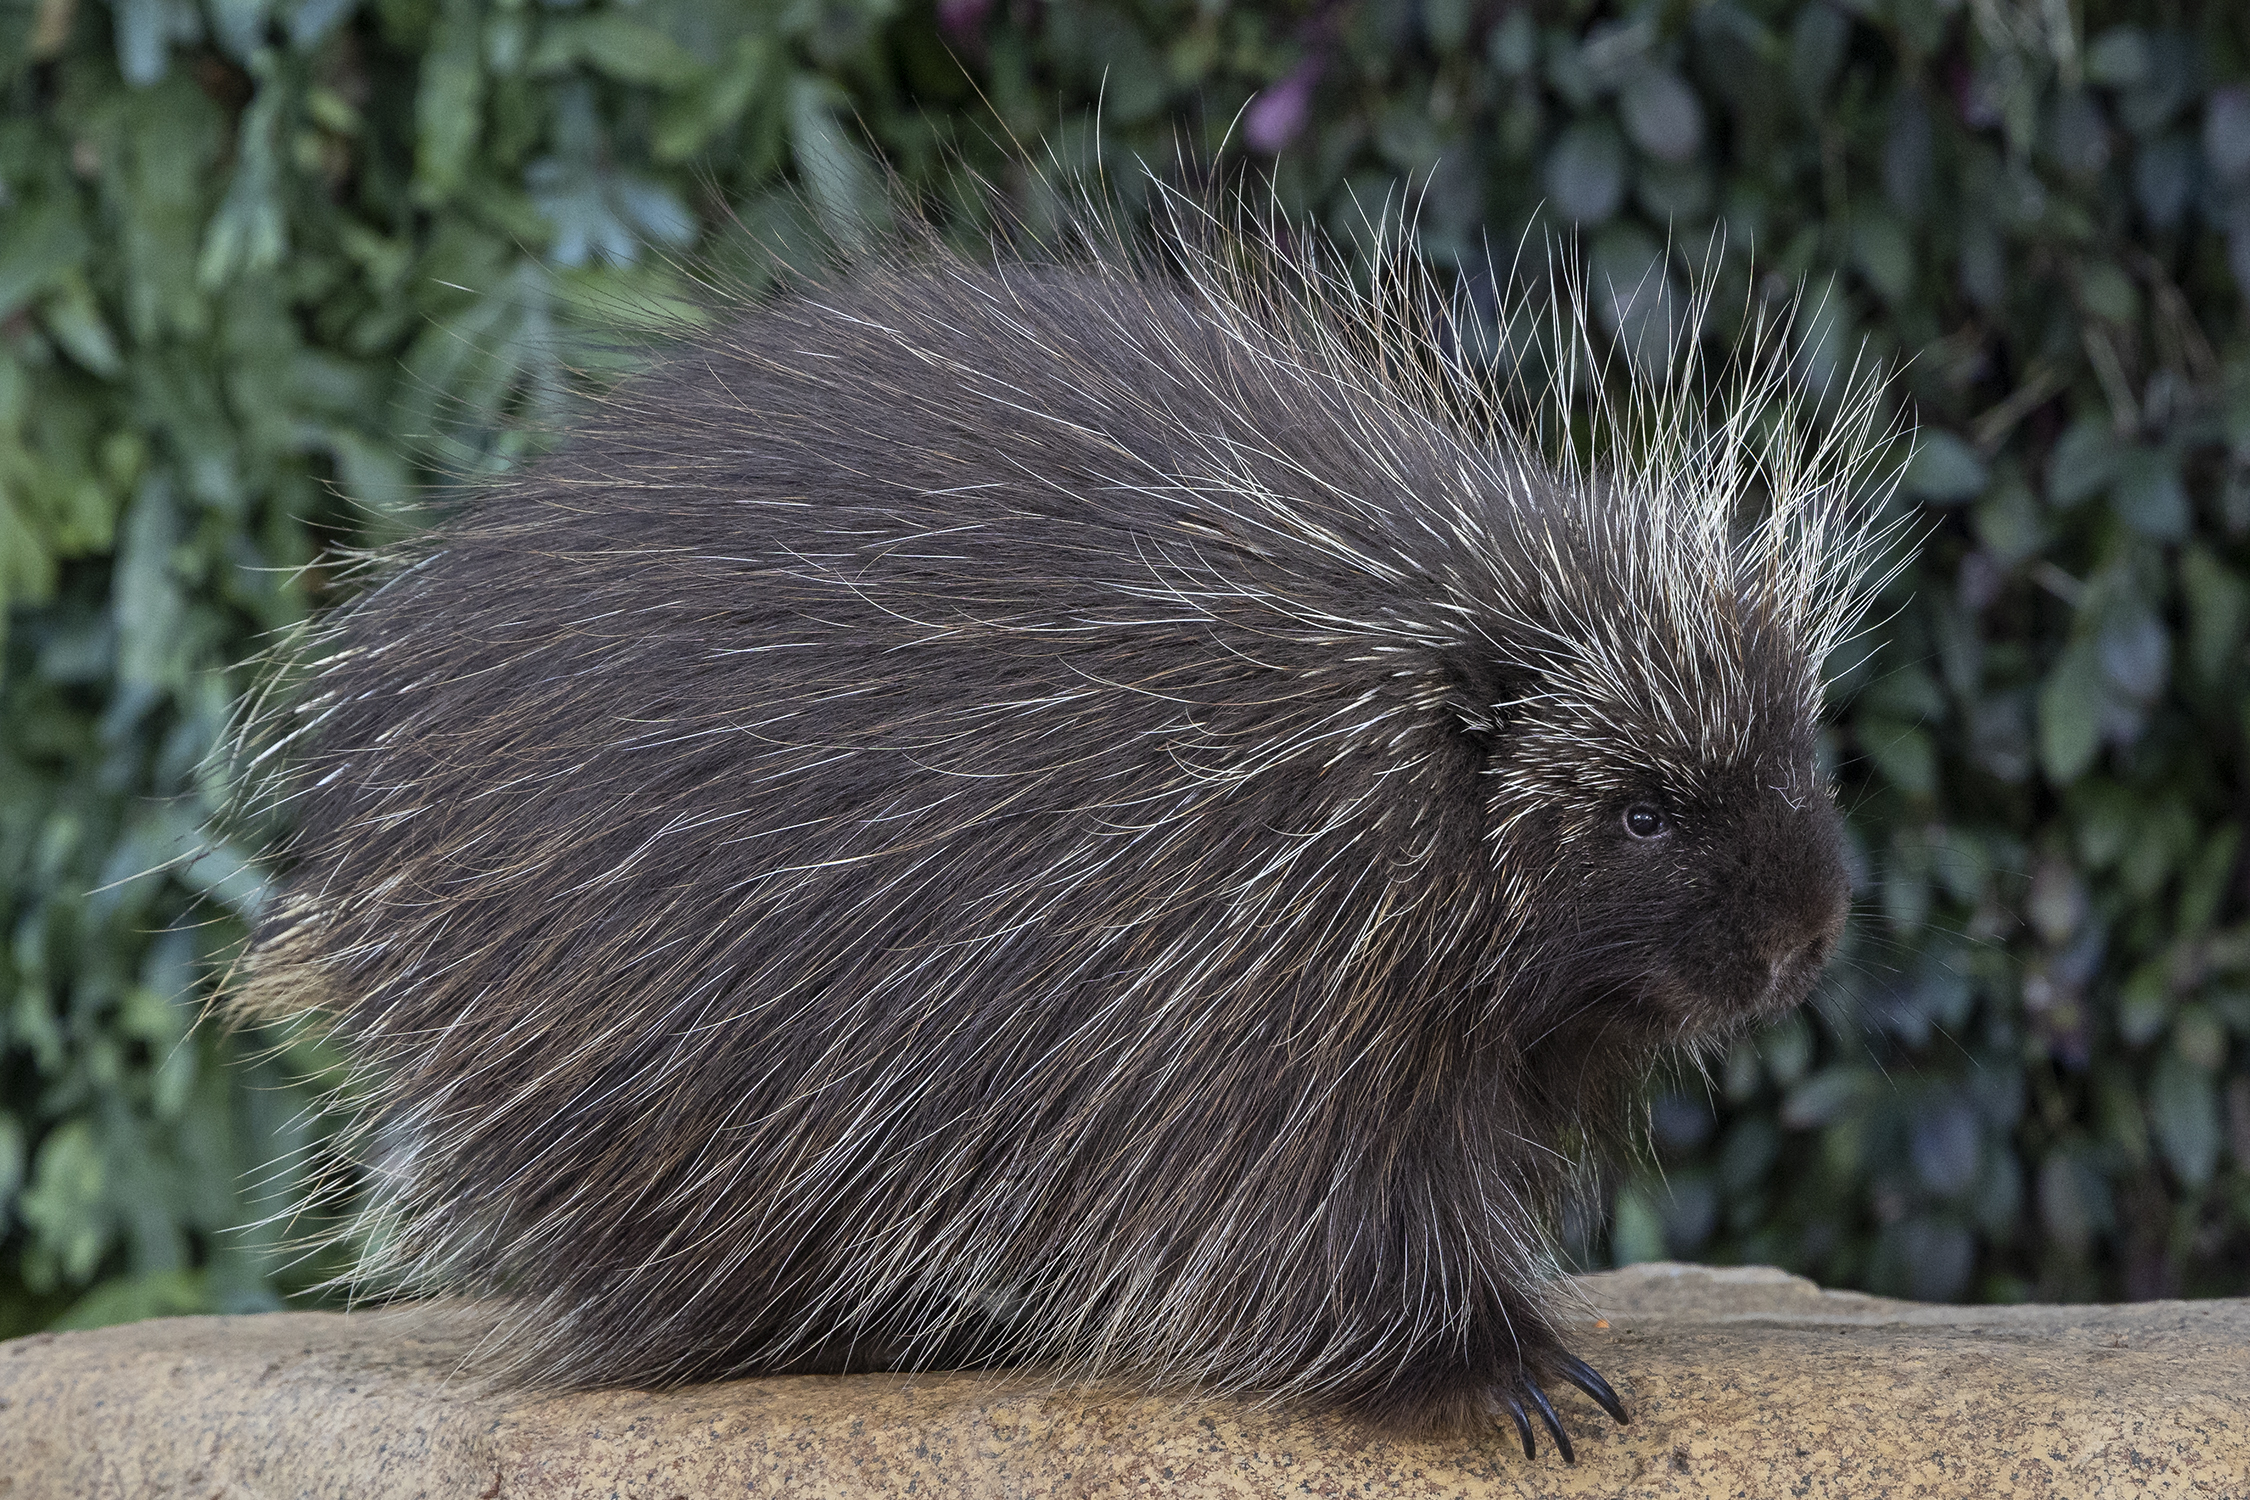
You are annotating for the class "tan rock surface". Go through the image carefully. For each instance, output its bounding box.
[2,1262,2244,1498]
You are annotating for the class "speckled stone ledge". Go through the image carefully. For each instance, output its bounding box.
[2,1263,2244,1498]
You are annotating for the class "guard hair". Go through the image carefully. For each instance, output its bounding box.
[220,178,1909,1448]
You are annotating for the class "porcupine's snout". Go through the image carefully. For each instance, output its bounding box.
[1727,788,1851,1017]
[1605,768,1852,1035]
[1759,894,1847,1008]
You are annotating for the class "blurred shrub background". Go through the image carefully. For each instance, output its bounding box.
[4,0,2248,1336]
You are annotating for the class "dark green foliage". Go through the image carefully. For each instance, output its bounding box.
[2,0,2245,1336]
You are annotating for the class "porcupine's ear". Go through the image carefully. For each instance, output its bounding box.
[1433,650,1526,748]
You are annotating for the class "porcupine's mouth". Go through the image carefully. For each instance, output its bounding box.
[1547,912,1844,1054]
[1761,937,1835,1014]
[1626,940,1834,1044]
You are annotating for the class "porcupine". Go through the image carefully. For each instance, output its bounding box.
[228,200,1900,1462]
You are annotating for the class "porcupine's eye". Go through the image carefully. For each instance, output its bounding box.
[1623,804,1669,839]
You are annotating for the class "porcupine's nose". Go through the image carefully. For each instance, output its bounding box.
[1759,940,1814,1005]
[1762,896,1847,1000]
[1765,944,1809,998]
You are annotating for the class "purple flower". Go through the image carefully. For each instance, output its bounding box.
[1245,57,1324,155]
[938,0,995,47]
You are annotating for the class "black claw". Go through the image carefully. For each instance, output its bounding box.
[1496,1390,1537,1459]
[1555,1351,1630,1426]
[1525,1380,1575,1465]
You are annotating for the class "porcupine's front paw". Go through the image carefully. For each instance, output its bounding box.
[1486,1349,1629,1463]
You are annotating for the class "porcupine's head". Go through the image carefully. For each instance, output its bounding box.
[1359,262,1906,1072]
[1462,488,1855,1057]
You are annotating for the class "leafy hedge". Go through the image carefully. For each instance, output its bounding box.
[3,0,2247,1337]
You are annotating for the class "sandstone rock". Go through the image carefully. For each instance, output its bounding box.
[3,1263,2244,1498]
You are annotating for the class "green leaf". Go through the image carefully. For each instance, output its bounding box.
[1636,159,1712,219]
[2077,260,2140,325]
[1930,829,1991,905]
[1902,431,1986,504]
[176,837,268,921]
[0,1113,23,1208]
[112,0,199,85]
[2096,603,2169,703]
[37,275,123,378]
[111,478,189,693]
[207,0,272,61]
[1860,718,1936,796]
[1861,664,1948,723]
[115,78,225,341]
[2116,963,2170,1046]
[2085,27,2151,88]
[1488,8,1535,76]
[532,13,705,88]
[197,83,290,289]
[2177,827,2242,937]
[19,1122,109,1287]
[1373,104,1445,176]
[288,0,360,50]
[1852,211,1914,303]
[1972,474,2047,565]
[1044,3,1167,124]
[324,428,414,515]
[1787,2,1850,110]
[413,0,487,205]
[788,77,888,248]
[2037,1152,2113,1255]
[1544,119,1626,224]
[0,200,89,319]
[2148,1053,2219,1186]
[2180,546,2249,686]
[2068,783,2135,869]
[1422,0,1472,54]
[2120,802,2196,899]
[2173,1006,2230,1073]
[654,35,777,161]
[1609,1183,1666,1265]
[2110,447,2190,539]
[1619,68,1703,163]
[1761,1013,1814,1086]
[1781,1067,1877,1129]
[50,1269,212,1331]
[2046,418,2118,507]
[2037,638,2105,785]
